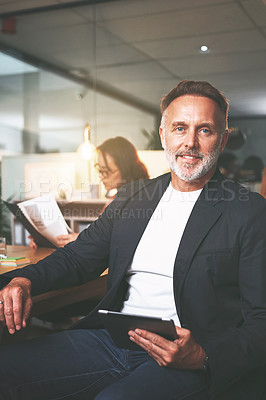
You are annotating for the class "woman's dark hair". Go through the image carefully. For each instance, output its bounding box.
[97,136,149,186]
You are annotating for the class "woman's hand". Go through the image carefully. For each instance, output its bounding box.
[55,233,78,247]
[29,233,78,248]
[28,235,37,249]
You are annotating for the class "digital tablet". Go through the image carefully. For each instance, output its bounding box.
[98,310,178,350]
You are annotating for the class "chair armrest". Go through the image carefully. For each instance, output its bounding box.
[31,275,107,317]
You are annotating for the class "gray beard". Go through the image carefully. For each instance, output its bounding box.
[165,145,222,182]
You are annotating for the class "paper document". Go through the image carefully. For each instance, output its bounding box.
[16,194,72,247]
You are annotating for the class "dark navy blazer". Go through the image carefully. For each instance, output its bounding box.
[2,170,266,400]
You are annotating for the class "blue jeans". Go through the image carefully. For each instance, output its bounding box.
[0,329,209,400]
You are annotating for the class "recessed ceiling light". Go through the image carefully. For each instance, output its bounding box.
[200,45,209,53]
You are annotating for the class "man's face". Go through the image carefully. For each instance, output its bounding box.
[160,95,228,189]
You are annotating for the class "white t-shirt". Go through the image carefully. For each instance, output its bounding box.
[121,183,202,326]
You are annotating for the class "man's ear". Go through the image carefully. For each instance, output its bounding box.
[220,129,229,153]
[159,126,166,150]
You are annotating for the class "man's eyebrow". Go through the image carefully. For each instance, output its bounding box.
[171,121,188,127]
[170,121,219,131]
[197,122,219,131]
[198,122,215,127]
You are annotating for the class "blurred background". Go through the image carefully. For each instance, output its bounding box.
[0,0,265,155]
[0,0,266,242]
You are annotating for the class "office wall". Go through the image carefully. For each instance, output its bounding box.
[229,117,266,166]
[0,69,156,155]
[1,153,90,201]
[1,150,168,201]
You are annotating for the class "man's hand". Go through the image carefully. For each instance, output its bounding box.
[0,277,32,334]
[128,326,206,370]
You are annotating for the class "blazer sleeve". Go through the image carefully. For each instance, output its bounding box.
[0,192,125,296]
[205,194,266,396]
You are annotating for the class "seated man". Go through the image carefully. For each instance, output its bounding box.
[0,80,265,400]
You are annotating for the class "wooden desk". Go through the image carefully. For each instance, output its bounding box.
[0,245,55,274]
[0,245,107,344]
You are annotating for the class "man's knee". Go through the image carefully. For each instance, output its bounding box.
[94,387,125,400]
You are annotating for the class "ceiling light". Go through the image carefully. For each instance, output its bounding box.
[200,45,209,53]
[77,124,96,161]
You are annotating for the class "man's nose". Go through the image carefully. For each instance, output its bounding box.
[184,129,198,148]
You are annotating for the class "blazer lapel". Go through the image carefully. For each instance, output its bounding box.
[173,171,224,312]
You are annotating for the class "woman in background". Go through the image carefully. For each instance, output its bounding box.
[30,137,149,248]
[96,136,149,196]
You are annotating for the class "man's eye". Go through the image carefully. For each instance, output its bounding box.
[176,127,184,133]
[200,128,210,134]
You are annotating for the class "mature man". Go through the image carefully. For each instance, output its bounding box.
[0,81,265,400]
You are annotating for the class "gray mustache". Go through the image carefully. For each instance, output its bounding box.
[176,150,204,159]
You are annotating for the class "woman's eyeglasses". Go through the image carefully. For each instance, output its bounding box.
[94,163,119,178]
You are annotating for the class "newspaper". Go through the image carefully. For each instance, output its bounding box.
[17,194,72,246]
